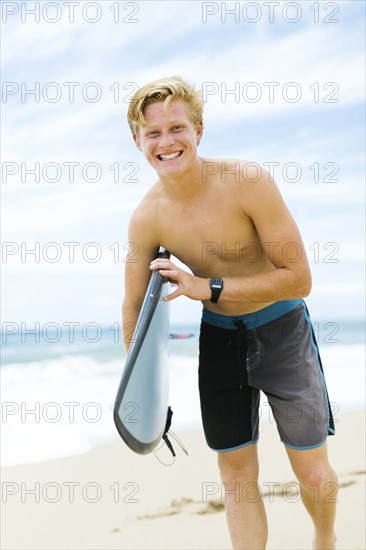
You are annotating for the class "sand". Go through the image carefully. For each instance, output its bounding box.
[1,411,365,550]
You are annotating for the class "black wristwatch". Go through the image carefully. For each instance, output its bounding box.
[209,277,224,303]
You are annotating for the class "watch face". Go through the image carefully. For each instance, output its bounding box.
[210,278,223,303]
[210,278,223,289]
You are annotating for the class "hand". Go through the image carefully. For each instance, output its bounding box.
[150,259,210,302]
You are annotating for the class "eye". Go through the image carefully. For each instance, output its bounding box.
[172,125,184,132]
[147,130,159,137]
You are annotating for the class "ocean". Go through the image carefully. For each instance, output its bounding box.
[1,319,365,467]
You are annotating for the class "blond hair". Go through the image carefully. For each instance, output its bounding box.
[127,75,203,136]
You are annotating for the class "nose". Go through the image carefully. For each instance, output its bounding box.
[158,130,175,149]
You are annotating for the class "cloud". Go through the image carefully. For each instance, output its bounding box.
[1,1,364,323]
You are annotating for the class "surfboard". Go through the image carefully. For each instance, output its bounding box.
[113,248,171,455]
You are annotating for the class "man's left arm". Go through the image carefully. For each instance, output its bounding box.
[219,166,312,303]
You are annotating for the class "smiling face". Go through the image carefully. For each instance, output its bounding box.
[134,100,203,178]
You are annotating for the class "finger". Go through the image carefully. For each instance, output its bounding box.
[163,287,183,302]
[150,259,175,269]
[150,262,162,271]
[158,269,179,279]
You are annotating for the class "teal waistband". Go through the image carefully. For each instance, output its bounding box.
[202,299,303,330]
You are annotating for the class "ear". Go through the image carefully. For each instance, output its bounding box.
[196,121,203,146]
[133,133,142,151]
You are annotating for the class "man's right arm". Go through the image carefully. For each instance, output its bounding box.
[122,205,160,352]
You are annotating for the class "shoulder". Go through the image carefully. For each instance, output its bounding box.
[223,158,271,186]
[210,157,286,217]
[130,180,162,225]
[233,160,291,224]
[128,180,163,246]
[202,157,271,186]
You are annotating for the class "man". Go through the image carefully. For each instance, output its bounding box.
[122,75,338,550]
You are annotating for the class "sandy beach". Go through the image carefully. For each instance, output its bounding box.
[1,411,365,550]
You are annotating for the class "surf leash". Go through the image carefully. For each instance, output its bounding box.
[162,406,189,457]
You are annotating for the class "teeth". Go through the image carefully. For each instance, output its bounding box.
[159,152,182,161]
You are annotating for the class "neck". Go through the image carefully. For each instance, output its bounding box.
[158,156,208,200]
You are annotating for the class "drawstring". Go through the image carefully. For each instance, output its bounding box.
[234,319,248,343]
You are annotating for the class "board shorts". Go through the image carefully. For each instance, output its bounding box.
[198,299,335,452]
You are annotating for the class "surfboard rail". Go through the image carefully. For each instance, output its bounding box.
[114,248,171,454]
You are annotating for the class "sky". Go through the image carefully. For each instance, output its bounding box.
[1,0,365,331]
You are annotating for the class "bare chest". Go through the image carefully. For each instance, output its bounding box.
[157,197,262,276]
